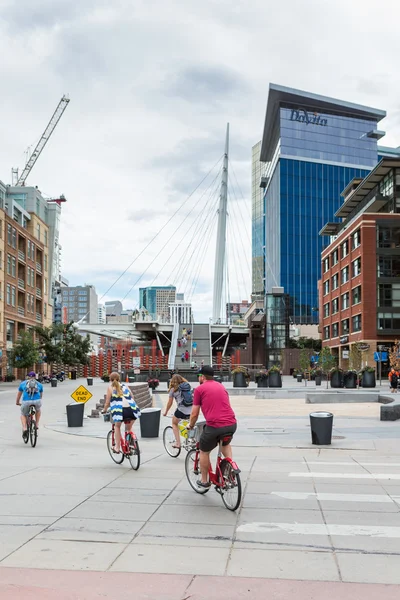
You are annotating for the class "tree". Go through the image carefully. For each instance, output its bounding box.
[349,343,362,372]
[319,346,337,389]
[389,340,400,370]
[10,331,40,371]
[288,337,322,351]
[299,347,311,386]
[35,322,92,370]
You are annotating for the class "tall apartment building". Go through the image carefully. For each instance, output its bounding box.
[139,286,176,321]
[319,157,400,371]
[98,304,106,324]
[61,285,98,324]
[256,83,386,326]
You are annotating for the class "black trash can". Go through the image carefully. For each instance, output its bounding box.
[296,374,303,383]
[51,378,57,388]
[87,377,93,386]
[310,411,333,445]
[139,407,161,438]
[66,402,85,427]
[71,370,77,381]
[213,375,222,384]
[128,376,136,383]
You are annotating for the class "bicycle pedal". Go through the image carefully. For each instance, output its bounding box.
[215,486,223,495]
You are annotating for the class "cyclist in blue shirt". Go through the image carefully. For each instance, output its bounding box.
[16,371,43,441]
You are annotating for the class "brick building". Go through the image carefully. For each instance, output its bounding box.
[319,158,400,371]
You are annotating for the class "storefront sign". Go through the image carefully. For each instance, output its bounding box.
[290,108,328,127]
[358,343,370,351]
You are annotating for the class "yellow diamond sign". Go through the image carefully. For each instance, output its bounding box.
[71,385,93,404]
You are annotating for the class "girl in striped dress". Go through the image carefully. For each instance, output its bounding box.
[103,372,141,453]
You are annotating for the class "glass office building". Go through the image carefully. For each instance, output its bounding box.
[256,84,386,324]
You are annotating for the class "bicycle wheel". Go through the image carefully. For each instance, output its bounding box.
[127,435,140,471]
[185,449,209,494]
[30,420,38,448]
[23,417,30,444]
[107,430,124,464]
[220,460,242,511]
[163,426,181,458]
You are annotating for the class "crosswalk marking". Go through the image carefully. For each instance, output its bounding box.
[271,491,393,503]
[237,522,400,538]
[290,472,400,480]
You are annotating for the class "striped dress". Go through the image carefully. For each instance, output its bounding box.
[110,384,141,422]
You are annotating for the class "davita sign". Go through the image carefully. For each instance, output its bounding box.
[290,108,328,127]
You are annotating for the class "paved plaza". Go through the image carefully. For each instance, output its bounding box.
[1,378,400,598]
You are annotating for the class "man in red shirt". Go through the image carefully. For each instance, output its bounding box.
[188,365,237,488]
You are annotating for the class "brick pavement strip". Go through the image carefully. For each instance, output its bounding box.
[1,569,400,599]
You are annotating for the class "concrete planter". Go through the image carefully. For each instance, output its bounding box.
[330,371,343,388]
[268,372,282,388]
[361,371,376,388]
[344,372,357,389]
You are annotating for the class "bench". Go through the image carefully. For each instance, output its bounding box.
[380,395,400,421]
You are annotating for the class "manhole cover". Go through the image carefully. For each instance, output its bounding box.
[332,435,345,440]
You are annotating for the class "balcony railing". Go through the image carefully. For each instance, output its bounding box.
[18,278,25,290]
[36,262,42,274]
[18,250,25,262]
[36,313,42,323]
[17,306,25,316]
[36,287,42,298]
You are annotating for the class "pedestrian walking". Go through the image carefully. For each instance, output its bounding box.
[185,350,189,362]
[181,352,185,363]
[389,367,399,393]
[192,342,197,355]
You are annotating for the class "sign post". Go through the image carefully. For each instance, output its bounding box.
[71,385,93,404]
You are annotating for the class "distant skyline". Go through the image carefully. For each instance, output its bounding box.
[1,0,400,320]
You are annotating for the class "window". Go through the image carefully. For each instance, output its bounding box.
[377,313,400,330]
[36,223,40,240]
[323,303,330,318]
[323,257,329,273]
[324,326,330,340]
[7,224,12,245]
[31,242,35,257]
[341,266,349,284]
[6,284,10,305]
[6,255,11,275]
[323,280,329,295]
[44,279,47,295]
[377,226,400,248]
[352,229,361,249]
[378,283,400,307]
[69,290,75,296]
[341,318,350,334]
[331,249,339,266]
[352,285,362,305]
[341,292,350,310]
[78,302,87,307]
[352,257,361,277]
[44,304,47,318]
[78,290,87,296]
[11,256,16,278]
[379,170,394,197]
[27,240,31,259]
[332,297,339,314]
[44,230,48,246]
[6,321,14,342]
[332,274,339,290]
[44,255,47,271]
[332,322,339,338]
[11,286,16,307]
[342,240,349,258]
[352,314,362,332]
[36,198,40,214]
[378,256,400,277]
[11,227,16,249]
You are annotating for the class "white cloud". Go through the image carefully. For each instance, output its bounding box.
[1,0,400,320]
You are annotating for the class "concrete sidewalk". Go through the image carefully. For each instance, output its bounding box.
[1,378,400,595]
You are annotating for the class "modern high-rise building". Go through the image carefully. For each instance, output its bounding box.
[105,300,123,316]
[139,286,176,321]
[256,83,386,325]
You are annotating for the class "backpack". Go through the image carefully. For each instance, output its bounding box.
[178,382,193,407]
[26,378,39,398]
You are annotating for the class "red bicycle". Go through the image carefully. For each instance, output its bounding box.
[185,425,242,511]
[104,415,140,470]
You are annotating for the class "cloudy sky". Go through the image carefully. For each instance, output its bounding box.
[1,0,400,321]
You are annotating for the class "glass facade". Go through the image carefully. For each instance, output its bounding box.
[260,96,381,324]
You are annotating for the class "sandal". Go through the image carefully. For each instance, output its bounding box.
[172,444,181,449]
[112,447,121,454]
[196,480,211,488]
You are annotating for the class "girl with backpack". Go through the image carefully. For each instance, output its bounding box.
[163,374,193,449]
[103,372,141,453]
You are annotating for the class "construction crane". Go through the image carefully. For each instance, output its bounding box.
[13,95,70,187]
